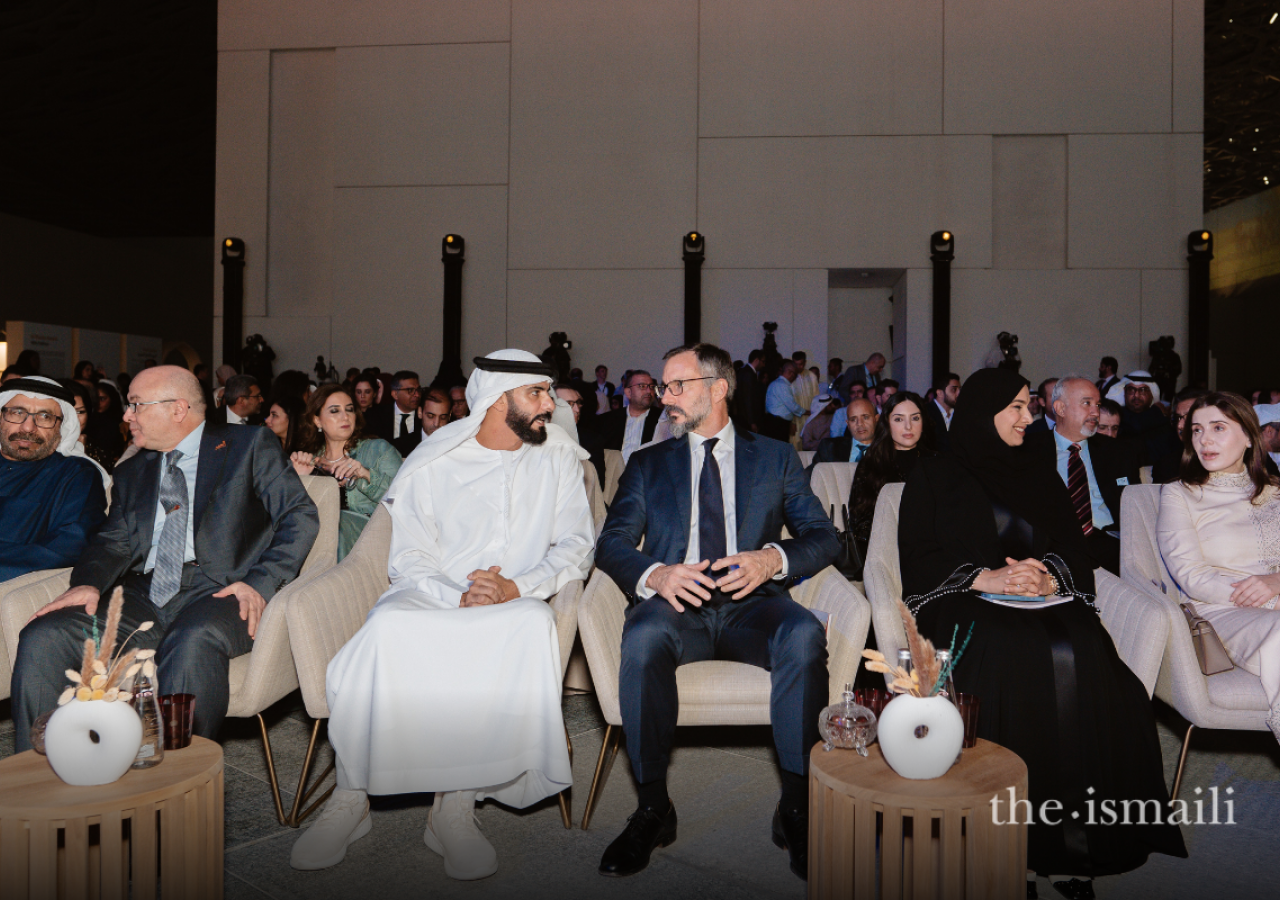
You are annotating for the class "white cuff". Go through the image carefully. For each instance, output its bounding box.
[765,543,789,580]
[636,563,663,599]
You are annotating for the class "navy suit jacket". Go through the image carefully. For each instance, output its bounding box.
[71,423,319,602]
[596,426,840,605]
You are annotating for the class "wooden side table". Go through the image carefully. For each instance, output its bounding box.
[809,739,1028,900]
[0,736,223,900]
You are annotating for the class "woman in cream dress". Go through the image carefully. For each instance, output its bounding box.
[1158,391,1280,741]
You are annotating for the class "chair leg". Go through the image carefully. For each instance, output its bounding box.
[581,724,621,831]
[1170,723,1195,803]
[256,714,336,828]
[256,713,289,826]
[557,726,573,829]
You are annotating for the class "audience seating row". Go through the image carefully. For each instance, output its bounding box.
[0,477,342,825]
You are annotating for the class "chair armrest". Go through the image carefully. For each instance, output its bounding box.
[1095,569,1170,698]
[0,568,73,701]
[548,579,584,681]
[578,570,629,725]
[227,563,338,719]
[1,568,74,678]
[285,546,390,720]
[792,568,872,705]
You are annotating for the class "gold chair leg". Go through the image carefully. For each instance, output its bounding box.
[1170,723,1195,803]
[256,713,289,826]
[257,715,336,828]
[556,727,574,829]
[581,724,621,831]
[286,719,336,827]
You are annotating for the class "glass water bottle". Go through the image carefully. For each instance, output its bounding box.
[131,670,165,768]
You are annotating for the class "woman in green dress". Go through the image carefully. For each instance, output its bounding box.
[291,384,402,561]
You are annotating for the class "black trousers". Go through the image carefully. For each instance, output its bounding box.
[12,566,254,752]
[618,592,828,784]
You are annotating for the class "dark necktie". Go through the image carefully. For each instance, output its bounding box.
[150,449,189,606]
[851,442,867,463]
[399,413,410,438]
[698,438,728,607]
[1067,443,1095,536]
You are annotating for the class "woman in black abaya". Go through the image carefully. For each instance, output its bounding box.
[897,368,1184,899]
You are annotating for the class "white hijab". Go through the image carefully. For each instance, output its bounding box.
[0,375,112,494]
[383,349,588,505]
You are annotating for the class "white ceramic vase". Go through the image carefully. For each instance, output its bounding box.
[44,699,143,786]
[876,694,964,780]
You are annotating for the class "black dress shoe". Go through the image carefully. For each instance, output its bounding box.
[771,803,808,881]
[598,802,677,877]
[1050,878,1095,900]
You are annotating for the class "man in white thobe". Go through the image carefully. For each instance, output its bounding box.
[291,349,595,880]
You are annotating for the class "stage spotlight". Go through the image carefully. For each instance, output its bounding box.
[930,230,954,262]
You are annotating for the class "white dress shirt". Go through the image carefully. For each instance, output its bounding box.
[933,398,953,430]
[635,421,789,598]
[391,406,417,441]
[225,406,246,425]
[621,410,648,463]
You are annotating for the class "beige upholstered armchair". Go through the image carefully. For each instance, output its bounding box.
[0,476,341,825]
[807,462,857,531]
[1120,484,1271,799]
[0,568,72,701]
[863,483,1169,699]
[583,460,607,537]
[285,504,585,828]
[602,449,625,505]
[575,565,870,829]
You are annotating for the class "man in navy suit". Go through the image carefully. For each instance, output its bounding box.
[595,343,840,881]
[13,366,319,751]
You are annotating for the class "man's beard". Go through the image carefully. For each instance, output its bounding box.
[506,403,551,445]
[0,430,55,462]
[667,393,710,439]
[1080,420,1098,438]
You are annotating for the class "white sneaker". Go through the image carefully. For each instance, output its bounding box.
[423,790,498,880]
[290,788,373,870]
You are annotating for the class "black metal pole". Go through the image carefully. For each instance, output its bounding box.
[221,238,245,371]
[930,231,954,387]
[1187,230,1213,388]
[683,232,705,345]
[441,234,465,368]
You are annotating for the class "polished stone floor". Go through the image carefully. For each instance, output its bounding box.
[1,692,1278,900]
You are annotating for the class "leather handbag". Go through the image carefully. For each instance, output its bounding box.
[831,504,865,581]
[1180,602,1235,676]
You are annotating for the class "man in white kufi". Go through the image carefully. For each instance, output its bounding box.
[292,350,595,880]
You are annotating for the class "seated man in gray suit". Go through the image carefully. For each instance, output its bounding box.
[12,366,319,751]
[595,343,840,882]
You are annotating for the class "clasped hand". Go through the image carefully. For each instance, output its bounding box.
[461,566,519,607]
[973,557,1054,597]
[646,548,783,613]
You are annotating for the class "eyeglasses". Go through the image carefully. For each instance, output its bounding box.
[564,400,584,409]
[628,382,656,392]
[394,386,421,395]
[655,376,716,398]
[2,406,63,428]
[125,399,180,414]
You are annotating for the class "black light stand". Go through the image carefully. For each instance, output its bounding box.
[930,231,954,388]
[683,232,705,345]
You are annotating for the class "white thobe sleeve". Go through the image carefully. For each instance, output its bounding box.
[386,478,471,607]
[510,453,597,599]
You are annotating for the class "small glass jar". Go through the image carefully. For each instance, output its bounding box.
[818,683,877,756]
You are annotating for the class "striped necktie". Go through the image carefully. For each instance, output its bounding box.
[1067,443,1095,536]
[150,449,189,606]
